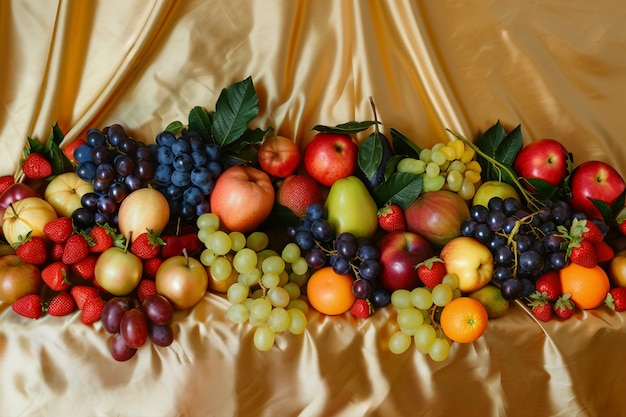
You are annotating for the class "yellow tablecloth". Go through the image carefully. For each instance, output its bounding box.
[2,1,626,416]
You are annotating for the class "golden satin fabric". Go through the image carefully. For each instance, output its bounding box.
[2,1,626,416]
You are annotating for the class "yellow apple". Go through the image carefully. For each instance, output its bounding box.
[2,196,58,245]
[472,180,520,208]
[440,236,494,293]
[117,188,170,242]
[44,172,94,217]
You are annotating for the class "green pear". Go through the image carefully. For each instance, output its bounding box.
[468,284,510,319]
[325,176,378,239]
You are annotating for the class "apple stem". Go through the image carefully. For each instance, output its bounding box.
[182,247,189,267]
[124,232,132,253]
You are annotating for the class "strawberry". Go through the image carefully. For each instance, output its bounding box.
[70,285,101,309]
[41,261,71,291]
[581,220,604,244]
[12,293,43,319]
[528,291,553,322]
[22,152,52,180]
[46,292,76,316]
[62,138,86,164]
[349,298,372,318]
[87,225,114,253]
[15,235,48,265]
[619,220,626,237]
[554,294,575,320]
[534,271,562,301]
[594,240,615,263]
[0,175,15,195]
[142,256,163,280]
[70,254,98,280]
[81,296,105,324]
[44,217,74,243]
[137,279,158,303]
[49,242,65,261]
[131,230,164,260]
[416,257,446,289]
[568,239,598,268]
[377,203,406,232]
[62,233,89,265]
[605,287,626,312]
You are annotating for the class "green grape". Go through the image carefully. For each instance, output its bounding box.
[411,287,433,310]
[209,231,232,256]
[388,331,412,354]
[250,298,272,321]
[438,145,456,161]
[287,298,309,314]
[432,283,453,306]
[425,162,441,177]
[197,227,214,246]
[391,289,412,309]
[447,160,466,173]
[458,177,476,200]
[253,325,275,351]
[283,282,301,300]
[429,338,451,362]
[226,303,249,324]
[278,271,289,287]
[287,308,307,335]
[247,231,269,252]
[267,307,290,333]
[261,272,280,289]
[446,170,463,192]
[210,256,233,281]
[431,142,445,152]
[262,255,286,274]
[414,324,437,354]
[291,257,309,275]
[233,248,258,273]
[227,282,249,304]
[243,297,255,311]
[197,212,220,230]
[249,313,266,327]
[200,248,217,266]
[396,307,424,331]
[430,150,447,166]
[419,148,432,163]
[256,249,279,271]
[267,287,290,308]
[441,273,459,290]
[238,268,261,287]
[281,243,301,264]
[453,288,462,299]
[289,270,309,287]
[396,157,426,174]
[422,174,445,192]
[229,231,247,252]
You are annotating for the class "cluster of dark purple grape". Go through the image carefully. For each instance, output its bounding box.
[72,124,155,229]
[288,203,391,309]
[460,196,583,301]
[102,294,174,362]
[152,130,222,222]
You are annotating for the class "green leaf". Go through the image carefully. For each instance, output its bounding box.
[211,76,259,147]
[372,172,423,209]
[390,128,421,158]
[358,132,383,179]
[221,127,271,154]
[188,106,212,140]
[313,121,377,134]
[384,154,405,181]
[589,197,613,224]
[523,178,562,200]
[475,121,522,184]
[27,137,44,154]
[165,121,184,135]
[50,123,65,146]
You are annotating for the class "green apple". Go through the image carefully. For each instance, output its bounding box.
[472,181,520,208]
[325,176,378,239]
[468,284,509,318]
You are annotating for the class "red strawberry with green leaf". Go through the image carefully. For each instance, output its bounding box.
[46,292,76,317]
[568,239,597,268]
[528,291,553,322]
[62,234,89,265]
[81,296,105,325]
[377,203,406,232]
[534,271,561,301]
[416,257,446,289]
[349,298,372,318]
[15,235,48,265]
[44,217,74,243]
[605,287,626,312]
[12,293,43,319]
[41,261,71,291]
[87,224,116,253]
[131,229,164,260]
[580,220,604,244]
[70,285,101,310]
[554,294,575,320]
[22,152,52,180]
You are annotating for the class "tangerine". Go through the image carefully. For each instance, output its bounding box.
[440,296,488,343]
[559,263,610,309]
[306,266,356,315]
[277,174,323,218]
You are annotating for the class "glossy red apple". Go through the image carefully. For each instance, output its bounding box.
[513,138,570,190]
[303,133,358,187]
[0,254,42,304]
[210,165,275,233]
[257,136,301,178]
[569,160,626,219]
[378,231,432,291]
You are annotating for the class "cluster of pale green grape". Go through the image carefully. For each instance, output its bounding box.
[395,138,482,200]
[196,213,311,351]
[388,273,461,362]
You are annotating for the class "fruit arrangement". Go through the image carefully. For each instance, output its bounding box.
[3,77,626,364]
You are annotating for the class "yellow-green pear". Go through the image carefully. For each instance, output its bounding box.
[325,176,378,239]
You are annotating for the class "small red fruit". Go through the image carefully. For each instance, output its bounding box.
[12,293,43,319]
[553,294,575,320]
[88,225,114,253]
[70,285,101,309]
[47,292,77,316]
[0,175,15,195]
[62,234,90,265]
[41,261,71,291]
[131,230,164,260]
[15,235,48,265]
[528,291,553,322]
[534,271,562,301]
[81,296,105,324]
[568,239,598,268]
[416,257,446,289]
[22,152,53,180]
[44,217,74,243]
[605,287,626,312]
[349,298,372,318]
[276,174,324,218]
[377,204,406,232]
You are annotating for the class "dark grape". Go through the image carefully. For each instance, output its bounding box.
[118,137,138,155]
[460,219,477,237]
[171,170,191,187]
[110,332,137,362]
[310,219,333,242]
[359,259,381,280]
[305,248,326,269]
[183,186,204,206]
[306,203,324,220]
[91,145,112,165]
[358,245,379,261]
[519,250,543,274]
[119,308,149,349]
[487,196,504,212]
[81,192,100,211]
[470,205,489,223]
[97,195,118,215]
[155,131,176,147]
[96,163,115,182]
[551,205,569,225]
[474,223,494,244]
[500,278,523,300]
[515,234,532,252]
[86,129,106,147]
[135,145,152,161]
[204,143,221,160]
[502,197,520,216]
[157,147,175,165]
[336,239,358,260]
[148,323,174,347]
[101,297,131,334]
[295,230,314,251]
[548,250,567,270]
[352,279,372,299]
[142,294,173,325]
[493,266,513,283]
[76,162,97,182]
[155,165,173,184]
[171,139,191,156]
[135,159,154,180]
[72,208,95,229]
[520,278,535,297]
[124,174,143,192]
[173,154,193,172]
[488,234,507,252]
[108,182,129,203]
[115,155,136,176]
[74,144,94,163]
[494,246,514,266]
[330,256,351,275]
[370,288,391,308]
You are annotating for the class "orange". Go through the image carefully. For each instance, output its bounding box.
[559,263,610,309]
[277,174,323,218]
[440,297,488,343]
[306,266,356,315]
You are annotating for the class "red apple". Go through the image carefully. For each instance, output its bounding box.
[0,254,42,304]
[378,231,432,291]
[303,133,358,187]
[155,254,208,309]
[513,138,570,190]
[404,190,470,247]
[210,165,275,233]
[569,160,626,219]
[257,136,301,178]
